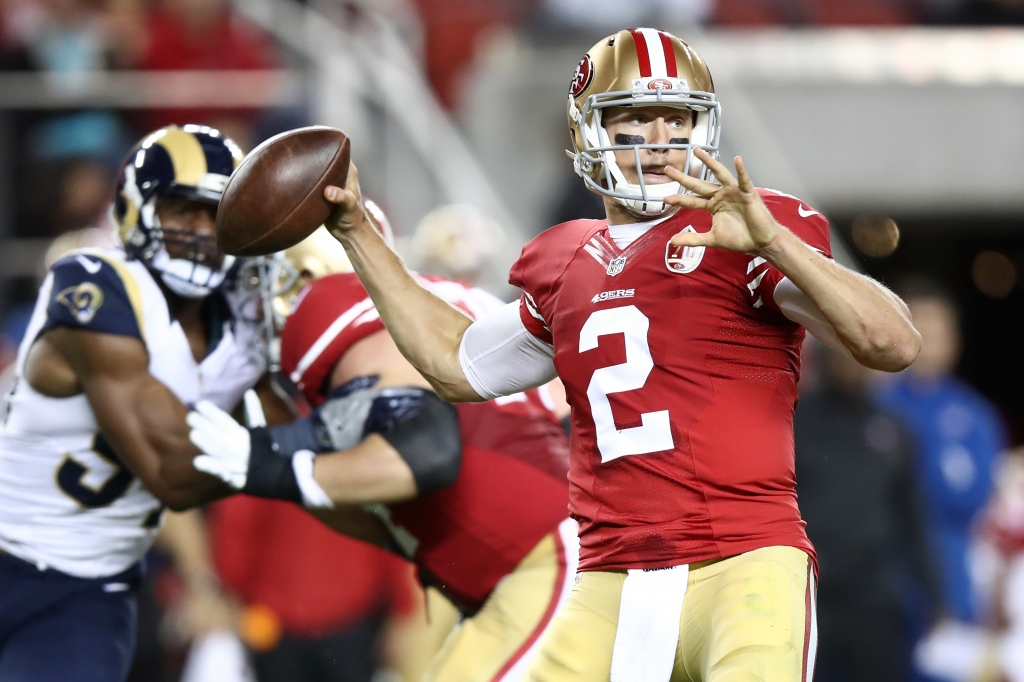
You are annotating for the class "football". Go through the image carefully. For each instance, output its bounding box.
[216,126,351,256]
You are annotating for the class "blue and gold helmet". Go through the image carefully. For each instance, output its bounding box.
[114,124,244,298]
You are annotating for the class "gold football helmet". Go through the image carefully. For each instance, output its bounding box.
[241,198,395,369]
[566,28,721,216]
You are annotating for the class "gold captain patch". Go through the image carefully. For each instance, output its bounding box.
[56,282,104,324]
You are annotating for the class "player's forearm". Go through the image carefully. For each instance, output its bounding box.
[334,222,482,402]
[761,228,921,372]
[312,435,418,504]
[103,419,227,511]
[62,332,229,510]
[133,383,232,509]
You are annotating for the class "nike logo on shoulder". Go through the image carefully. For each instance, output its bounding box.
[797,205,819,218]
[75,255,102,274]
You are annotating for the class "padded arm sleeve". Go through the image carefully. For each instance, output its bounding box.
[773,277,845,353]
[280,381,464,495]
[378,391,462,494]
[458,301,558,400]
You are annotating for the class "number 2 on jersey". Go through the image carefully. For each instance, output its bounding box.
[579,305,673,462]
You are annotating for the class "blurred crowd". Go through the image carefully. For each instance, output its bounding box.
[0,0,290,376]
[408,0,1024,105]
[2,0,1024,681]
[797,284,1023,682]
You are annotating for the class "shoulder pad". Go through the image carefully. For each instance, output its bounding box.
[42,252,144,341]
[509,219,604,294]
[758,189,832,258]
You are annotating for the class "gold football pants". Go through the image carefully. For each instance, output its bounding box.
[421,519,579,682]
[524,545,817,682]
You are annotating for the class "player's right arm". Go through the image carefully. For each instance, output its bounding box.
[323,165,555,402]
[28,328,227,510]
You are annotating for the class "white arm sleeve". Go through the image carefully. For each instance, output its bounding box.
[458,301,557,400]
[773,277,847,353]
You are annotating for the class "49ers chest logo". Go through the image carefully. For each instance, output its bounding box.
[665,226,706,274]
[570,54,594,98]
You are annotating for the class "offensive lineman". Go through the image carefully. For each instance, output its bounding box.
[313,29,921,681]
[0,125,262,681]
[188,226,579,681]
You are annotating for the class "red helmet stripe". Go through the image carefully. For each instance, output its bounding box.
[629,29,652,78]
[658,32,678,78]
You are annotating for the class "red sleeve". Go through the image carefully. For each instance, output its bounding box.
[745,189,832,314]
[508,220,601,345]
[279,273,386,406]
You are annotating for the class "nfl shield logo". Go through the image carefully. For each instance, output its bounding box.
[607,256,627,276]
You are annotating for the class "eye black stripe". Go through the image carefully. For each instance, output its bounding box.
[615,134,645,145]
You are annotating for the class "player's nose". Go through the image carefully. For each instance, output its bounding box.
[647,118,673,145]
[191,207,217,236]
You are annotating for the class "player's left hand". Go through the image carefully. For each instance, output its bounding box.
[663,149,780,256]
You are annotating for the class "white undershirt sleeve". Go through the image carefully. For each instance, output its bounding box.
[458,301,558,400]
[773,277,847,353]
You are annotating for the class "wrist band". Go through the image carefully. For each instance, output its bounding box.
[292,450,335,509]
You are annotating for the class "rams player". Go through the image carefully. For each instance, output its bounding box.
[318,29,921,682]
[0,125,263,681]
[188,224,578,681]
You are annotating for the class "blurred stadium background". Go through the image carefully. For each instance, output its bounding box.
[2,0,1024,680]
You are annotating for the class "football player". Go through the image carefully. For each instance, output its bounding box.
[0,125,264,682]
[314,29,922,682]
[187,225,578,681]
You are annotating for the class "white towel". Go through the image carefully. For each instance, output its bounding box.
[610,565,688,682]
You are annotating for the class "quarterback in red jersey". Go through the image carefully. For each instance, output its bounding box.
[324,28,917,682]
[187,227,576,682]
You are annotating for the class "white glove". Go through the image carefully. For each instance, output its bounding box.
[188,399,251,490]
[188,390,334,509]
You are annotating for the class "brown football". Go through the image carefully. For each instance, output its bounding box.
[216,126,351,256]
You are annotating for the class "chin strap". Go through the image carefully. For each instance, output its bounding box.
[613,179,680,216]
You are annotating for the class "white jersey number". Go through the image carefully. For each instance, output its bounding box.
[579,305,673,462]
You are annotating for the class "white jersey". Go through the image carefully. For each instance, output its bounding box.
[0,248,264,578]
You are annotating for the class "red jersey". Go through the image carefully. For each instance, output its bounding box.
[209,497,415,637]
[509,189,828,572]
[281,273,570,612]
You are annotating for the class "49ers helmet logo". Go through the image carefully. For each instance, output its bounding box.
[570,54,594,98]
